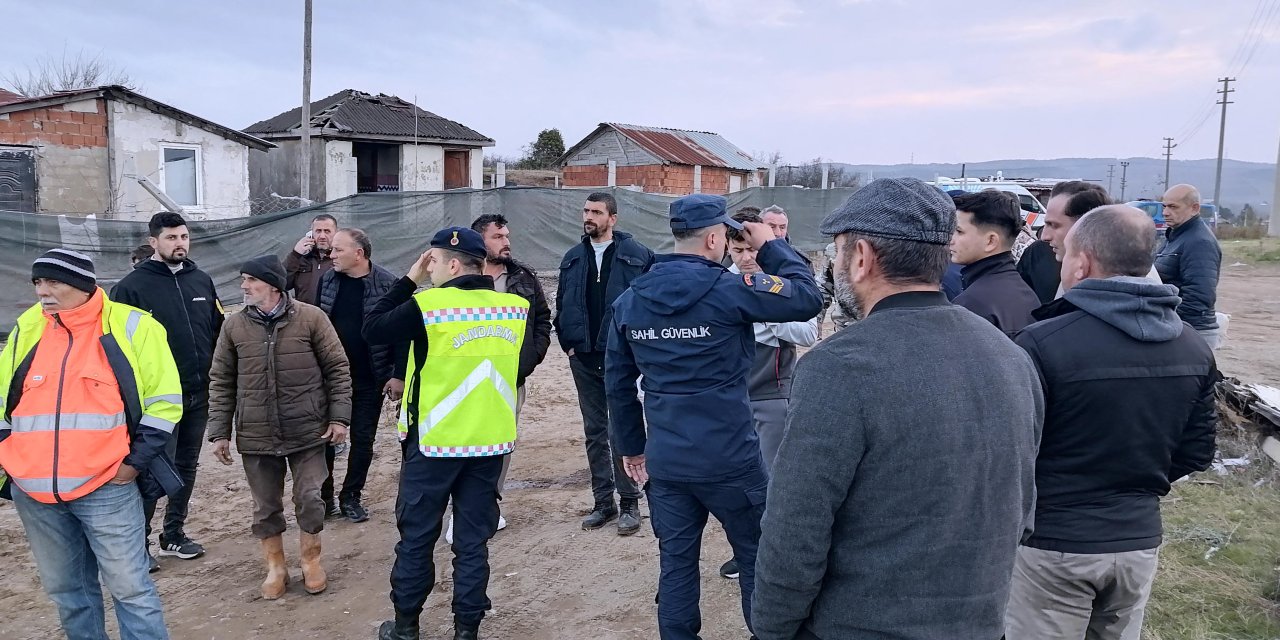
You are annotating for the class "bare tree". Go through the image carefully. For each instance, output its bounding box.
[4,48,136,97]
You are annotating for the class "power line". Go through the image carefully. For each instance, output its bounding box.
[1230,0,1280,76]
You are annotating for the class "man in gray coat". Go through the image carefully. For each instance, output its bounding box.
[751,178,1044,640]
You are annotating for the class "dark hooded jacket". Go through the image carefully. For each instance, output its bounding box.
[605,239,823,482]
[110,258,223,395]
[1015,277,1218,554]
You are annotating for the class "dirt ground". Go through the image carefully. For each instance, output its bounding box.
[2,263,1278,640]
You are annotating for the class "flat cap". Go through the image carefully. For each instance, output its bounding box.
[431,226,487,259]
[669,194,743,231]
[820,177,956,245]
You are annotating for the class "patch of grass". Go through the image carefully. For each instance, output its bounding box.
[1221,236,1280,264]
[1144,458,1280,640]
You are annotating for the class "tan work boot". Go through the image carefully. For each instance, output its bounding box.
[260,535,289,600]
[299,531,327,594]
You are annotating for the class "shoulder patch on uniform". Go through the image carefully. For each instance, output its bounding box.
[749,273,792,297]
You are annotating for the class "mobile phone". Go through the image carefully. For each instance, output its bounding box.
[302,230,314,254]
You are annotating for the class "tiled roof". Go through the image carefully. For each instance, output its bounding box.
[244,89,493,145]
[561,123,756,171]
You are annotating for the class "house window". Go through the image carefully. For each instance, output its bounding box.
[159,145,201,206]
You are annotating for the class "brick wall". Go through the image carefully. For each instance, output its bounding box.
[0,98,111,213]
[0,98,108,148]
[563,163,748,196]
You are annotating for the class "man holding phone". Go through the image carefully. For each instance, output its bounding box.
[285,214,338,305]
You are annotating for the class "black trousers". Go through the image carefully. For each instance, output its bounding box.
[322,377,384,506]
[143,391,208,541]
[389,450,505,626]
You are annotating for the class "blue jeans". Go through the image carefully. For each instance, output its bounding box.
[13,481,170,640]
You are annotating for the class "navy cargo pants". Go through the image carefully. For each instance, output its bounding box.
[389,448,506,626]
[646,463,769,640]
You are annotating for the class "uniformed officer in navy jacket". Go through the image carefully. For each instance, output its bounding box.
[605,194,823,640]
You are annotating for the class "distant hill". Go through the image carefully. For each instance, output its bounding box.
[833,158,1276,217]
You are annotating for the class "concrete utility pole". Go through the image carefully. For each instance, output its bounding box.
[1107,164,1115,194]
[300,0,313,201]
[1212,77,1235,213]
[1162,138,1176,192]
[1119,161,1130,201]
[1272,136,1280,237]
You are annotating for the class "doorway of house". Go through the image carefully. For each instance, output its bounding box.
[444,150,469,189]
[353,142,401,192]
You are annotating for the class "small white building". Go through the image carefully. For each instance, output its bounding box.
[0,85,273,219]
[245,90,494,205]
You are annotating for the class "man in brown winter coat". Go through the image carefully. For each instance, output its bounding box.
[207,255,352,600]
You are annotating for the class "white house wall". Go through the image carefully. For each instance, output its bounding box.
[108,100,249,221]
[469,149,482,189]
[400,143,444,191]
[325,140,356,200]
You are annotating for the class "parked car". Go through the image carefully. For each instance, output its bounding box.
[1127,200,1167,233]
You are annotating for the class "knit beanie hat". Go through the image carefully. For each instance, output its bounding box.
[240,255,288,292]
[32,248,97,294]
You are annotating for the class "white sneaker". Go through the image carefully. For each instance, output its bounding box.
[497,514,507,531]
[445,515,454,544]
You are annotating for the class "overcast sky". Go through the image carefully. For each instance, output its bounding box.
[3,0,1279,165]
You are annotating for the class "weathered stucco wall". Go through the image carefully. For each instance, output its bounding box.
[400,143,444,192]
[109,100,250,220]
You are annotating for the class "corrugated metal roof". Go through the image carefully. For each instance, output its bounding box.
[244,90,493,145]
[0,88,23,106]
[607,123,756,171]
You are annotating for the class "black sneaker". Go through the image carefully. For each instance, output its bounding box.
[341,499,370,523]
[324,501,341,519]
[147,542,160,573]
[157,534,205,560]
[719,559,739,579]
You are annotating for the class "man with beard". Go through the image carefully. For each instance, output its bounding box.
[553,192,654,535]
[285,214,338,305]
[111,212,225,569]
[465,214,552,534]
[752,178,1043,640]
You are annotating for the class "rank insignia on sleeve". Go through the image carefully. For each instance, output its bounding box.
[749,273,791,297]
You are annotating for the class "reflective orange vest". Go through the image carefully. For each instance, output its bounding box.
[0,290,182,503]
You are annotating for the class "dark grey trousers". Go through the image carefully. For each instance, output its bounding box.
[568,353,640,505]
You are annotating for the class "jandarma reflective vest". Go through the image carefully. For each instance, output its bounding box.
[398,287,528,458]
[0,290,182,503]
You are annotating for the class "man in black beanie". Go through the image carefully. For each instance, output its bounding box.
[206,255,352,600]
[1,247,182,639]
